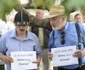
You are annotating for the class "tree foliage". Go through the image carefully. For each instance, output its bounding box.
[61,0,85,16]
[0,0,19,20]
[1,0,85,20]
[33,0,55,10]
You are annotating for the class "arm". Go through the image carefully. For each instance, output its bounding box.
[0,54,13,64]
[73,24,85,58]
[0,34,13,64]
[48,32,53,60]
[36,55,42,67]
[73,49,85,58]
[32,34,43,67]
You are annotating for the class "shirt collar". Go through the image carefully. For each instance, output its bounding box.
[56,21,69,32]
[64,21,69,32]
[10,29,34,41]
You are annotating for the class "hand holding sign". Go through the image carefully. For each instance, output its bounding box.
[48,52,53,60]
[73,50,84,58]
[51,46,78,67]
[11,51,37,70]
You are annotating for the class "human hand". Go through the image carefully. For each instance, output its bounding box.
[73,50,84,58]
[0,54,13,64]
[48,52,53,60]
[33,60,40,67]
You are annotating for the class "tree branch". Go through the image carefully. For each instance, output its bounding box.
[14,3,52,31]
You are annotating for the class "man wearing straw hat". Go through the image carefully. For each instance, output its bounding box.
[29,5,85,70]
[47,5,85,70]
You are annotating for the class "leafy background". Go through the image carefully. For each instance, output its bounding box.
[0,0,85,20]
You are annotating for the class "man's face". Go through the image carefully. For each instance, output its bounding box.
[74,15,83,23]
[50,16,66,30]
[36,10,44,19]
[15,25,28,33]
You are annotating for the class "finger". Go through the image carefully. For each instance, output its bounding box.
[5,56,13,64]
[33,61,39,63]
[74,50,82,54]
[7,56,13,62]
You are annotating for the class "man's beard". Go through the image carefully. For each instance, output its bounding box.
[52,23,65,30]
[52,27,61,30]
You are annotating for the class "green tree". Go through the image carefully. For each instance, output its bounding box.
[0,0,19,20]
[61,0,85,16]
[1,0,85,21]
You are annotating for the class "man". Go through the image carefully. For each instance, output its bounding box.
[74,13,84,24]
[29,5,85,70]
[47,5,85,70]
[31,9,51,70]
[36,9,44,19]
[74,13,85,27]
[0,11,42,70]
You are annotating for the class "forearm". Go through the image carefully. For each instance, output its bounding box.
[0,54,4,61]
[37,55,41,62]
[0,53,13,64]
[37,55,42,67]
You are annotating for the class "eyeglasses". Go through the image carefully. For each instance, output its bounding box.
[60,32,65,44]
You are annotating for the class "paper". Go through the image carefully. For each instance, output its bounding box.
[11,51,37,70]
[51,46,78,67]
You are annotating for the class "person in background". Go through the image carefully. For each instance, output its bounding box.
[74,13,85,26]
[0,19,7,36]
[6,16,15,31]
[31,9,51,70]
[0,11,42,70]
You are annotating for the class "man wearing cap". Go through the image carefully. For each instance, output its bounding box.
[29,5,85,70]
[0,11,42,70]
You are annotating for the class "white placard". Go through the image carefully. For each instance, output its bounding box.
[51,46,78,67]
[11,51,37,70]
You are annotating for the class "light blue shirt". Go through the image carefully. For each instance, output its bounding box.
[49,22,85,69]
[0,29,43,70]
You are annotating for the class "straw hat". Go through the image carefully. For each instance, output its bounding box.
[45,5,65,18]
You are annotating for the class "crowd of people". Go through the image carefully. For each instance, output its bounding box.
[0,4,85,70]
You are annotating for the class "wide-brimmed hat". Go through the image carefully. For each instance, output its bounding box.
[45,5,65,18]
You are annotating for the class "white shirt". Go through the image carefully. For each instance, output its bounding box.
[6,21,15,31]
[0,19,7,35]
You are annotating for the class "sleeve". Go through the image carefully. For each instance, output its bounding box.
[34,35,43,56]
[48,31,53,52]
[79,24,85,47]
[0,34,7,54]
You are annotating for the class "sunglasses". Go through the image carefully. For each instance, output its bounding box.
[60,32,65,44]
